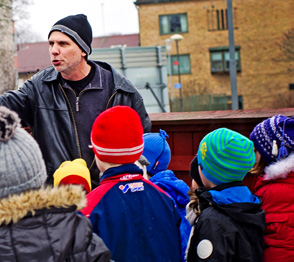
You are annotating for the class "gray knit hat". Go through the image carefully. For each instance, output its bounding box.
[0,106,47,198]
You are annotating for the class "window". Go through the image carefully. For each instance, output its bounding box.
[209,46,241,73]
[207,7,238,31]
[170,54,191,75]
[159,13,188,35]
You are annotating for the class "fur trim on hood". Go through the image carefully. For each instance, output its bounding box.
[264,152,294,180]
[0,185,86,225]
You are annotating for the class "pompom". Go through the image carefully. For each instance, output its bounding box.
[271,140,278,156]
[278,141,288,159]
[0,106,21,142]
[159,129,169,140]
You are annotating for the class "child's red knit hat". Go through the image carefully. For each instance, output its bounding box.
[91,106,144,164]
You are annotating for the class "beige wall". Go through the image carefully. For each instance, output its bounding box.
[138,0,294,109]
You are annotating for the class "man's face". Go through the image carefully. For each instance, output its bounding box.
[48,31,86,78]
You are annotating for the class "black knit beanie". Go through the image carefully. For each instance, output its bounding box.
[189,154,204,188]
[48,14,92,56]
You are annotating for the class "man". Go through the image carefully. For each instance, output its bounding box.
[0,14,151,187]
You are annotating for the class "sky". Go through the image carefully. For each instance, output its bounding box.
[25,0,140,41]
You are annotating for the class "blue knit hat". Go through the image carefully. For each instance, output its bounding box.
[197,128,256,186]
[142,129,171,176]
[249,115,294,164]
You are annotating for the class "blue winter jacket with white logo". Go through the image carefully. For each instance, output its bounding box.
[82,164,182,262]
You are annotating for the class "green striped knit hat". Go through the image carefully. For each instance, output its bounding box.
[197,128,255,185]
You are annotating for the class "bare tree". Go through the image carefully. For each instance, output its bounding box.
[0,0,15,94]
[13,0,42,44]
[0,0,33,94]
[274,28,294,72]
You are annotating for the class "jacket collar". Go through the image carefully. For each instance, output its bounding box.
[101,163,143,182]
[195,181,246,210]
[95,60,136,93]
[196,182,265,228]
[0,185,86,225]
[40,66,58,82]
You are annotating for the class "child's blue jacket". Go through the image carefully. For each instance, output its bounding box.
[149,170,192,262]
[82,164,181,262]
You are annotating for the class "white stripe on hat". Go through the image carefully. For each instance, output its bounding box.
[92,141,144,156]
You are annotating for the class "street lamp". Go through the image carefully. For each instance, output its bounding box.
[164,39,173,111]
[170,34,184,112]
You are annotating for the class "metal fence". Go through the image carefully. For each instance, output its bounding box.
[172,94,228,112]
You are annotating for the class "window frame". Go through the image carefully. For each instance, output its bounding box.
[209,46,241,74]
[170,54,191,75]
[159,13,188,35]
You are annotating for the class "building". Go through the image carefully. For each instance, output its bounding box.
[135,0,294,111]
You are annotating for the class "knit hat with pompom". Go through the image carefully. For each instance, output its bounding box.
[249,114,294,164]
[142,129,171,176]
[0,106,47,198]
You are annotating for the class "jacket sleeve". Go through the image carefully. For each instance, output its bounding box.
[0,80,35,127]
[187,215,236,262]
[84,233,112,262]
[133,91,152,133]
[70,214,112,262]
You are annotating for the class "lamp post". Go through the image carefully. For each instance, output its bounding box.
[170,34,184,112]
[164,39,173,111]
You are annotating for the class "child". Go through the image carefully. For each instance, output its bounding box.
[249,114,294,262]
[142,129,191,262]
[186,127,265,262]
[53,158,92,193]
[0,106,111,261]
[185,155,203,232]
[81,106,181,262]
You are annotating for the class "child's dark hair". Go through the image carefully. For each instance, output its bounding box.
[249,151,267,177]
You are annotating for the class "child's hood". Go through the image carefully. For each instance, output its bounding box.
[264,152,294,180]
[197,182,265,228]
[149,170,190,207]
[0,185,86,225]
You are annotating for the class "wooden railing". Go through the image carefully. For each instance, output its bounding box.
[150,108,294,190]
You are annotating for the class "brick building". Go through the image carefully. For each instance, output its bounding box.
[135,0,294,110]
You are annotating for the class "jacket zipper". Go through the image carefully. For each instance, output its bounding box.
[59,84,82,158]
[106,90,117,109]
[76,97,79,112]
[76,89,87,112]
